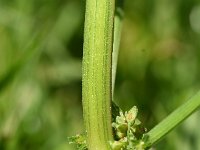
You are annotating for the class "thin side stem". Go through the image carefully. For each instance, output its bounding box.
[82,0,115,149]
[144,91,200,148]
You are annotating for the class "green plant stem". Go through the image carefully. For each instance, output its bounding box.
[112,4,124,94]
[144,91,200,148]
[82,0,115,149]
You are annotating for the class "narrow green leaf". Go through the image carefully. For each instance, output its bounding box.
[112,1,124,94]
[144,91,200,148]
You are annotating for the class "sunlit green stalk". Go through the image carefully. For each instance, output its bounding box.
[144,91,200,148]
[82,0,115,149]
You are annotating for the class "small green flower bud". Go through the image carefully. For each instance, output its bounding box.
[116,131,126,139]
[110,141,126,150]
[117,123,128,133]
[116,111,126,124]
[125,106,138,124]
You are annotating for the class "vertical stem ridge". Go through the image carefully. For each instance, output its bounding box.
[82,0,115,149]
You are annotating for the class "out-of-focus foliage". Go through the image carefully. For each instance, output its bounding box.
[0,0,199,150]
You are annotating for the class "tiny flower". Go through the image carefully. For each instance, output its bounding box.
[125,106,138,124]
[110,140,126,150]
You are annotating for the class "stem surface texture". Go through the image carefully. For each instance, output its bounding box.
[82,0,115,149]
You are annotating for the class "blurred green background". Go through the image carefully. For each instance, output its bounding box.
[0,0,200,149]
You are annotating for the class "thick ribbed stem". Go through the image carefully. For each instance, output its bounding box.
[82,0,115,149]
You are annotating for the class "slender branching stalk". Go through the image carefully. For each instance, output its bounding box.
[144,91,200,148]
[82,0,115,149]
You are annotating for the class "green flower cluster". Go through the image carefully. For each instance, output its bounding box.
[111,106,147,150]
[68,133,87,150]
[68,105,147,150]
